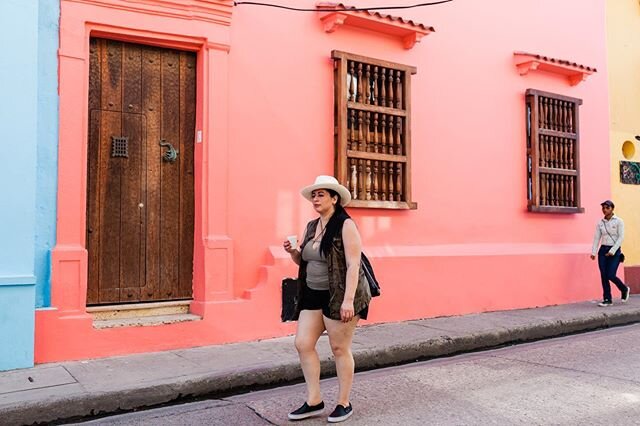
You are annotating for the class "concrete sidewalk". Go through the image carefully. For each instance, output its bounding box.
[3,298,640,425]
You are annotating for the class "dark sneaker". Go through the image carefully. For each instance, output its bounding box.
[328,403,353,423]
[598,300,613,307]
[622,286,631,302]
[288,401,325,421]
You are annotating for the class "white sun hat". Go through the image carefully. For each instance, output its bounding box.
[300,175,352,206]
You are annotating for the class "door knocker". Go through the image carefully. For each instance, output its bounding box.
[159,139,179,163]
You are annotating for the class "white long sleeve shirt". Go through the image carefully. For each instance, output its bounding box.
[591,215,624,256]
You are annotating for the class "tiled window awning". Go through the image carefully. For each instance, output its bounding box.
[317,2,434,49]
[514,52,597,86]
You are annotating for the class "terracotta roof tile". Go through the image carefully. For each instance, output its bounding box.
[514,51,597,72]
[316,2,434,32]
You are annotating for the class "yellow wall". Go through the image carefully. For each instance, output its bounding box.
[607,0,640,263]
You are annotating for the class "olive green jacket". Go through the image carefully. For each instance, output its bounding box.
[295,218,371,321]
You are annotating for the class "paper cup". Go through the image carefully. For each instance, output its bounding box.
[287,235,298,249]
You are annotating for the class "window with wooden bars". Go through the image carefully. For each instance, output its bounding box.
[526,89,584,213]
[332,50,417,209]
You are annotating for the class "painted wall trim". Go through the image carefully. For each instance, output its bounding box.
[0,276,37,286]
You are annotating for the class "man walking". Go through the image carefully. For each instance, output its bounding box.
[591,200,630,307]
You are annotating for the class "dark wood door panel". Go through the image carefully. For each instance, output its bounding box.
[87,37,196,305]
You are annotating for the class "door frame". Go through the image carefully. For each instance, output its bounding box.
[36,0,237,362]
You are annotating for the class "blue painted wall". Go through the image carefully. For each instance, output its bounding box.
[35,0,60,308]
[0,0,59,371]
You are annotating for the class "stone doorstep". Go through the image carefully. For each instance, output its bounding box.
[87,300,192,320]
[87,300,201,329]
[92,313,202,329]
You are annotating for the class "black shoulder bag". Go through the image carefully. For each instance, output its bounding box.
[361,253,381,297]
[602,220,625,263]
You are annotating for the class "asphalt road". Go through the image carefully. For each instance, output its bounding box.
[73,324,640,425]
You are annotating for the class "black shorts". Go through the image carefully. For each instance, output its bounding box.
[300,287,368,320]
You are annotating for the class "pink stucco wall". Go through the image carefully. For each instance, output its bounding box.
[228,0,609,298]
[36,0,610,363]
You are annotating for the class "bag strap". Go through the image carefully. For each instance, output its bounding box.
[602,219,619,246]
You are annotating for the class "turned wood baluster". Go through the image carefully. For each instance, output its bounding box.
[563,138,569,169]
[556,138,562,168]
[364,111,371,153]
[553,99,559,130]
[569,140,574,169]
[358,161,364,202]
[568,103,574,133]
[356,62,363,103]
[387,115,395,155]
[380,68,387,107]
[540,135,546,167]
[552,175,558,206]
[396,70,402,109]
[372,66,379,105]
[388,162,395,201]
[348,61,356,101]
[350,163,358,199]
[373,113,380,153]
[357,111,365,199]
[373,113,380,200]
[349,109,356,150]
[387,70,394,108]
[365,65,371,105]
[380,115,387,157]
[540,97,547,129]
[365,112,372,200]
[357,111,364,152]
[560,175,566,206]
[395,116,402,155]
[569,177,575,206]
[395,163,402,201]
[562,101,568,133]
[381,161,388,201]
[540,173,548,205]
[548,137,555,168]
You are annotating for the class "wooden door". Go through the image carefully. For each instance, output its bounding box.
[86,38,196,305]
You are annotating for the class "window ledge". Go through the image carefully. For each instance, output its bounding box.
[528,206,584,214]
[317,3,434,49]
[514,52,597,86]
[348,200,417,210]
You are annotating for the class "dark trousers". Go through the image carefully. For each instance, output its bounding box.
[598,245,626,302]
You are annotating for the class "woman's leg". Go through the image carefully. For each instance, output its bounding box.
[295,309,326,404]
[598,248,612,301]
[606,251,627,293]
[324,315,359,406]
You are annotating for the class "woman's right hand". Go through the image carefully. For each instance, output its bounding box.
[283,240,296,254]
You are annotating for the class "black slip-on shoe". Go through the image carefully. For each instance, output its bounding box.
[328,403,353,423]
[622,286,631,302]
[598,300,613,307]
[288,401,325,421]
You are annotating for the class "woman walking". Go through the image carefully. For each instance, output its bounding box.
[591,199,630,306]
[283,175,371,423]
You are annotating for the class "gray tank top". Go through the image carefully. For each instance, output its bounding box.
[302,242,330,291]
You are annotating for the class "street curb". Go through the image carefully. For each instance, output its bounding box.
[4,308,640,425]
